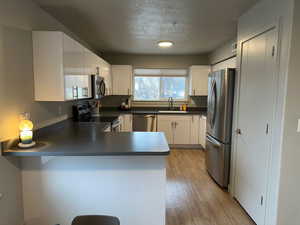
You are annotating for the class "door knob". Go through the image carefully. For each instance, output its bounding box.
[236,128,242,135]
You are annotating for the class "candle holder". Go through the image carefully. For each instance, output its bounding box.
[18,113,36,149]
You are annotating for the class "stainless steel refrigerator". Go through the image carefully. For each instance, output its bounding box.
[206,68,235,188]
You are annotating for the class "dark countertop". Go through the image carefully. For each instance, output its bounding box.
[1,120,170,157]
[99,107,207,116]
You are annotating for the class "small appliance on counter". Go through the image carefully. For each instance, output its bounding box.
[72,101,121,132]
[119,98,131,110]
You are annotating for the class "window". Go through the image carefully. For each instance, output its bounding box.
[134,69,188,101]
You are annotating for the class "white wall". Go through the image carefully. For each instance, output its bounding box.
[0,0,95,224]
[231,0,294,225]
[21,156,166,225]
[277,1,300,224]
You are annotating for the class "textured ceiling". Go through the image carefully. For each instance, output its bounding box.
[33,0,258,55]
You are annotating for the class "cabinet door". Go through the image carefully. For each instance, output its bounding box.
[190,115,200,145]
[157,116,174,144]
[173,116,191,145]
[121,114,133,132]
[84,49,99,75]
[99,60,112,95]
[189,66,210,96]
[63,34,85,75]
[112,65,132,95]
[199,116,207,148]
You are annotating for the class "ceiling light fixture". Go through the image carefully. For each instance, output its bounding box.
[158,41,174,48]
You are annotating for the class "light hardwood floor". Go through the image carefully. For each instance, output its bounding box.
[166,149,255,225]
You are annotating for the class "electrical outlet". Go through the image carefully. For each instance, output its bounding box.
[297,119,300,133]
[0,193,3,199]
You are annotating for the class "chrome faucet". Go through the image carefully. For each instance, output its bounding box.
[168,97,174,110]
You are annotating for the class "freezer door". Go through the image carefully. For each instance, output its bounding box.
[207,69,235,143]
[205,135,231,188]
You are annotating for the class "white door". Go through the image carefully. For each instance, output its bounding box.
[121,114,133,132]
[234,28,277,225]
[173,116,191,145]
[199,116,207,147]
[157,116,174,144]
[112,65,132,95]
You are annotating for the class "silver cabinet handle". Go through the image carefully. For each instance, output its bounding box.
[193,89,195,95]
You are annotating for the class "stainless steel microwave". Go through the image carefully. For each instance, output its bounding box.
[92,75,106,99]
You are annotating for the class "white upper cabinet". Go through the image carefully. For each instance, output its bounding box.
[112,65,133,95]
[63,34,86,76]
[99,59,112,95]
[33,31,111,101]
[189,65,210,96]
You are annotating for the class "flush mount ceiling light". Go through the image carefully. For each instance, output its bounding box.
[158,41,174,48]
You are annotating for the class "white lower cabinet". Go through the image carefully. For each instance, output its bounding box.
[190,115,200,145]
[199,116,207,148]
[173,116,191,145]
[156,116,174,144]
[157,115,201,145]
[120,114,133,132]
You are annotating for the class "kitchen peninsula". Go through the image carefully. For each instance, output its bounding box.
[1,120,169,225]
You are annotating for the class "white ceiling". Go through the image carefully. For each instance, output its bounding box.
[33,0,258,55]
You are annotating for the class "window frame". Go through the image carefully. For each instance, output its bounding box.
[133,69,189,102]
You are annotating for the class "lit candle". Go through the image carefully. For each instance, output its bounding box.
[19,114,34,145]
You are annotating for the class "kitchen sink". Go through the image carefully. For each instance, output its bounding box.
[158,110,188,113]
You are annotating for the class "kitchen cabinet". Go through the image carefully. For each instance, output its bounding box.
[199,116,207,148]
[157,116,174,144]
[173,116,191,144]
[120,114,133,132]
[157,115,196,145]
[112,65,133,95]
[190,115,200,145]
[189,65,210,96]
[33,31,111,101]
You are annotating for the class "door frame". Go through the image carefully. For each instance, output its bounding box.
[230,20,286,225]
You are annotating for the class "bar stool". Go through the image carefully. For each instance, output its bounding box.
[72,215,120,225]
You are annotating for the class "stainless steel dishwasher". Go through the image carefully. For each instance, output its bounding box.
[133,114,157,132]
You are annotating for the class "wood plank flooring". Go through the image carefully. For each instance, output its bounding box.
[166,150,255,225]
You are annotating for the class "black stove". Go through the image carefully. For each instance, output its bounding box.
[73,102,118,124]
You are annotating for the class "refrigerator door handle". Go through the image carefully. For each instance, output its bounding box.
[206,135,221,147]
